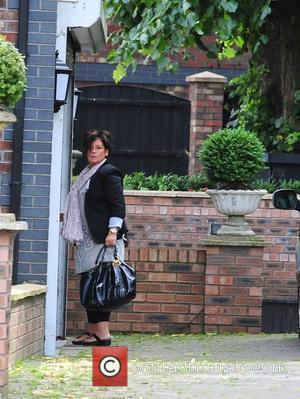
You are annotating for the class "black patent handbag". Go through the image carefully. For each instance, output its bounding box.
[80,246,136,312]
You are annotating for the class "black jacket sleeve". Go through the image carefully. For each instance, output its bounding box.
[101,172,126,220]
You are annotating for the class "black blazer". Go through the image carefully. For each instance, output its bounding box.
[84,161,127,243]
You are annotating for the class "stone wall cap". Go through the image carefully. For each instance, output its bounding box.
[124,190,271,200]
[201,235,273,247]
[11,283,47,302]
[186,71,227,83]
[124,189,210,198]
[0,213,27,231]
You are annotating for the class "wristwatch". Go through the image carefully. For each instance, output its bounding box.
[108,227,118,235]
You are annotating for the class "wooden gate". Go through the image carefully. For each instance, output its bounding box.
[73,85,190,175]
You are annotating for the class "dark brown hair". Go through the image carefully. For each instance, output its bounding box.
[82,129,113,157]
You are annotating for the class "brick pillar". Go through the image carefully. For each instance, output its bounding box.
[201,236,270,334]
[0,214,27,399]
[186,71,227,175]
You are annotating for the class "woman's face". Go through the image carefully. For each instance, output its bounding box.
[87,138,108,167]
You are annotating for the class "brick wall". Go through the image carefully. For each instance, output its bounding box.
[66,191,298,334]
[0,0,58,284]
[9,285,46,365]
[0,230,14,398]
[204,243,263,333]
[67,246,205,334]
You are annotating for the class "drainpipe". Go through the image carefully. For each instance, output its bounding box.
[11,0,29,284]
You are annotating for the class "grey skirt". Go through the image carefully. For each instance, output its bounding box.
[75,237,125,275]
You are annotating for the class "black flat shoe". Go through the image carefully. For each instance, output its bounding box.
[72,331,92,345]
[94,333,112,346]
[80,333,112,347]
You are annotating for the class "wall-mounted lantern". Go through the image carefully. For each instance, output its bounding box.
[54,56,73,113]
[73,87,82,119]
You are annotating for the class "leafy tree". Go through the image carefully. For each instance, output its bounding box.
[105,0,272,81]
[105,0,300,149]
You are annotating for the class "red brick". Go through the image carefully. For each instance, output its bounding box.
[220,266,261,276]
[162,283,190,293]
[248,287,262,296]
[188,250,198,263]
[191,264,205,273]
[177,274,201,283]
[158,249,168,261]
[136,262,164,272]
[148,249,158,261]
[178,250,188,262]
[205,315,232,325]
[161,304,189,313]
[117,313,144,322]
[206,275,234,285]
[248,307,261,316]
[205,285,219,295]
[139,248,148,261]
[168,249,178,262]
[204,119,223,127]
[0,280,8,293]
[206,247,220,255]
[147,293,175,302]
[110,322,131,331]
[134,293,146,301]
[0,295,8,308]
[234,297,262,306]
[205,305,220,315]
[207,255,235,265]
[222,306,247,315]
[191,284,203,294]
[249,248,264,256]
[236,257,263,266]
[133,303,161,312]
[148,272,176,282]
[136,282,162,292]
[205,265,220,274]
[128,248,139,261]
[177,294,203,303]
[132,323,160,332]
[219,287,248,296]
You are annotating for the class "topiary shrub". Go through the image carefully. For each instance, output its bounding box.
[0,35,26,108]
[198,127,266,189]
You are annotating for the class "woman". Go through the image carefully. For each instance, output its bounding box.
[62,129,127,346]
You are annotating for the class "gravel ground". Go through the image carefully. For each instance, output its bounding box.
[8,333,300,399]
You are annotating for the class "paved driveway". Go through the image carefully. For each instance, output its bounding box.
[9,333,300,398]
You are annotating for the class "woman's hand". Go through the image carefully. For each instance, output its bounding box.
[105,232,117,247]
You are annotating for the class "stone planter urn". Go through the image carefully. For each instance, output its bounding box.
[0,105,16,130]
[207,189,267,235]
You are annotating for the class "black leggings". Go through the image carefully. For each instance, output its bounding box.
[87,310,111,323]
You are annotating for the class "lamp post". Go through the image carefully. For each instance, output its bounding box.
[54,57,72,113]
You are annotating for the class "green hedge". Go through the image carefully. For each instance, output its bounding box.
[124,172,300,194]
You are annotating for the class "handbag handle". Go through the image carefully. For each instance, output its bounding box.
[95,245,107,266]
[95,245,122,267]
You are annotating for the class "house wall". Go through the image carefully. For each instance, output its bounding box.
[0,0,57,284]
[0,0,19,213]
[67,192,298,334]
